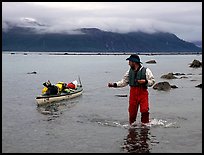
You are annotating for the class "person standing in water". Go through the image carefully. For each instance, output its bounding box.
[108,54,155,125]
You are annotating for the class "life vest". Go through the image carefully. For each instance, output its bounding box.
[129,66,147,87]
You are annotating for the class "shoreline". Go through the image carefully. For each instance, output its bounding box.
[2,51,202,56]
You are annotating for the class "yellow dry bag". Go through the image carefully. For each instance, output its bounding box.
[55,82,65,92]
[42,87,48,94]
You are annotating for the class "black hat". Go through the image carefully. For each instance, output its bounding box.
[126,54,142,63]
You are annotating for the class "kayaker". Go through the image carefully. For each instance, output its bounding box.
[108,54,155,126]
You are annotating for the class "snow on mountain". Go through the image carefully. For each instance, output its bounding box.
[2,17,46,32]
[20,17,46,27]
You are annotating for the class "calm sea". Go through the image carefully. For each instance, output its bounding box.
[2,52,202,153]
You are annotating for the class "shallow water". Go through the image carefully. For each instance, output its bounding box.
[2,52,202,153]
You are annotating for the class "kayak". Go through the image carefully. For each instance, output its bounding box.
[36,85,83,106]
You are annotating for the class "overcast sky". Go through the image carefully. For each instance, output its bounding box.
[2,2,202,42]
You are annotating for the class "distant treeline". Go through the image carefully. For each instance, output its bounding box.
[2,27,202,53]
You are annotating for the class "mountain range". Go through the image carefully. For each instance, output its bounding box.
[2,26,202,53]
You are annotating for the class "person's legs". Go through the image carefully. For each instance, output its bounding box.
[141,112,149,123]
[139,89,149,123]
[129,87,139,125]
[129,102,139,125]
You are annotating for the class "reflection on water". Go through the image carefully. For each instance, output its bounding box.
[36,100,79,121]
[123,127,151,153]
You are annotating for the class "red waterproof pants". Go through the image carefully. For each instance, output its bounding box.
[129,86,149,125]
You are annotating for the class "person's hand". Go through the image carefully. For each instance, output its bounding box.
[137,79,146,84]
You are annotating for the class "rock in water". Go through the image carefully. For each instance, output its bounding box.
[153,81,171,91]
[189,59,202,68]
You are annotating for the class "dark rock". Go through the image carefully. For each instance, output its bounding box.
[189,59,202,68]
[146,60,157,64]
[173,72,185,76]
[27,71,37,74]
[161,72,177,79]
[179,76,188,79]
[153,81,171,91]
[195,83,202,88]
[115,94,128,97]
[171,85,178,89]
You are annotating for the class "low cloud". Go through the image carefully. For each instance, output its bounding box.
[2,2,202,42]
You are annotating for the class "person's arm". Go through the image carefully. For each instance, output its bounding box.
[108,70,129,88]
[145,68,155,87]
